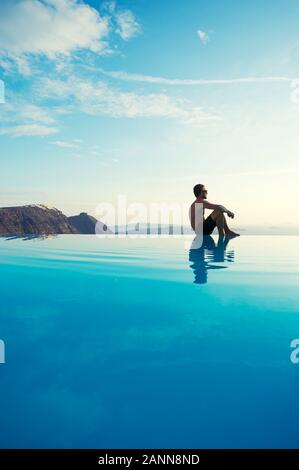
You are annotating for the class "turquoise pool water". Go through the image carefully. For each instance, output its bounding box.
[0,235,298,448]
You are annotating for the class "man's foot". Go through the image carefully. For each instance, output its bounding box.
[225,231,240,238]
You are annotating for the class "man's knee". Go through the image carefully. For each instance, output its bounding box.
[211,209,223,221]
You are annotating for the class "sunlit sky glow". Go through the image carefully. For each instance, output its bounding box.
[1,0,299,227]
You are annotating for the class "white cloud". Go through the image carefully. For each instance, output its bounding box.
[197,29,210,45]
[0,0,141,70]
[115,10,140,40]
[0,57,12,72]
[97,68,294,86]
[51,140,79,148]
[101,0,116,14]
[0,97,59,137]
[21,105,55,124]
[0,124,58,137]
[0,0,110,59]
[38,76,220,126]
[101,0,140,40]
[13,56,32,76]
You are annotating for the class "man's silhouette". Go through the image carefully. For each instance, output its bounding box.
[189,184,239,237]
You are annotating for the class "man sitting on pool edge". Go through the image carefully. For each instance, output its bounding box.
[190,183,240,237]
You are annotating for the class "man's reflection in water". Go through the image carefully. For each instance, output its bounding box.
[189,235,235,284]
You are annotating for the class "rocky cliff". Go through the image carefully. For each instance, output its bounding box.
[0,205,78,235]
[0,205,113,235]
[68,212,112,234]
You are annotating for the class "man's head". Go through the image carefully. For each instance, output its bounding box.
[193,184,208,199]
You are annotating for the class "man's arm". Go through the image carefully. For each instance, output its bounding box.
[203,200,234,218]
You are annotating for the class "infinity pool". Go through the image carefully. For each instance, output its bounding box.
[0,235,298,448]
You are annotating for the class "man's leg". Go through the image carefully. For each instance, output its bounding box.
[211,209,239,237]
[223,216,239,237]
[211,209,225,236]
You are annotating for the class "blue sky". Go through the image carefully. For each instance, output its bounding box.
[0,0,299,226]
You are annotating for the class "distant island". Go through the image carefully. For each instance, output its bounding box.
[0,205,111,235]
